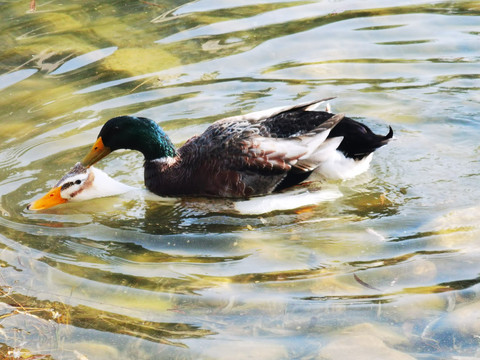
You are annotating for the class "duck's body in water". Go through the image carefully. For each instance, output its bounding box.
[82,98,392,198]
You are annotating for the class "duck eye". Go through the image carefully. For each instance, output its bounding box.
[75,180,81,185]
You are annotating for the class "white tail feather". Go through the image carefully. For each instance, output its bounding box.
[295,137,343,172]
[305,137,343,163]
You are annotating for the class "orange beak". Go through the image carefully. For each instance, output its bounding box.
[81,137,111,167]
[27,186,67,211]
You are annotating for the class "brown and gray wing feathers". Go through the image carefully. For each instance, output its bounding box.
[238,113,344,173]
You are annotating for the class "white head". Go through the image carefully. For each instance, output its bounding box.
[28,163,134,210]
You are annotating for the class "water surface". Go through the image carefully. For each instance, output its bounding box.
[0,0,479,359]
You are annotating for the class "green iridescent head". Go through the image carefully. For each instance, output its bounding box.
[82,116,176,166]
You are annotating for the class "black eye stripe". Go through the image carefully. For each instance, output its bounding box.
[61,179,82,190]
[61,181,74,191]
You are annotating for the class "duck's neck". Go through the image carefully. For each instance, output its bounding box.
[73,167,136,202]
[140,131,176,161]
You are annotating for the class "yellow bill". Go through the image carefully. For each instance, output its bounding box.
[81,137,111,167]
[27,186,67,211]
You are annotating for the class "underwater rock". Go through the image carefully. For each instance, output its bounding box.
[197,340,288,359]
[63,341,119,360]
[340,322,409,347]
[101,48,180,75]
[421,297,480,350]
[425,206,480,250]
[318,333,414,360]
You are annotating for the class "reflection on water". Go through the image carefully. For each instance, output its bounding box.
[1,0,480,358]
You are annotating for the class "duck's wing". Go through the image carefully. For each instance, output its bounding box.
[235,113,345,174]
[175,112,344,197]
[186,100,344,174]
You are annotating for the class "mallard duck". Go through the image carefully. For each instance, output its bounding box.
[27,162,134,210]
[80,98,392,198]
